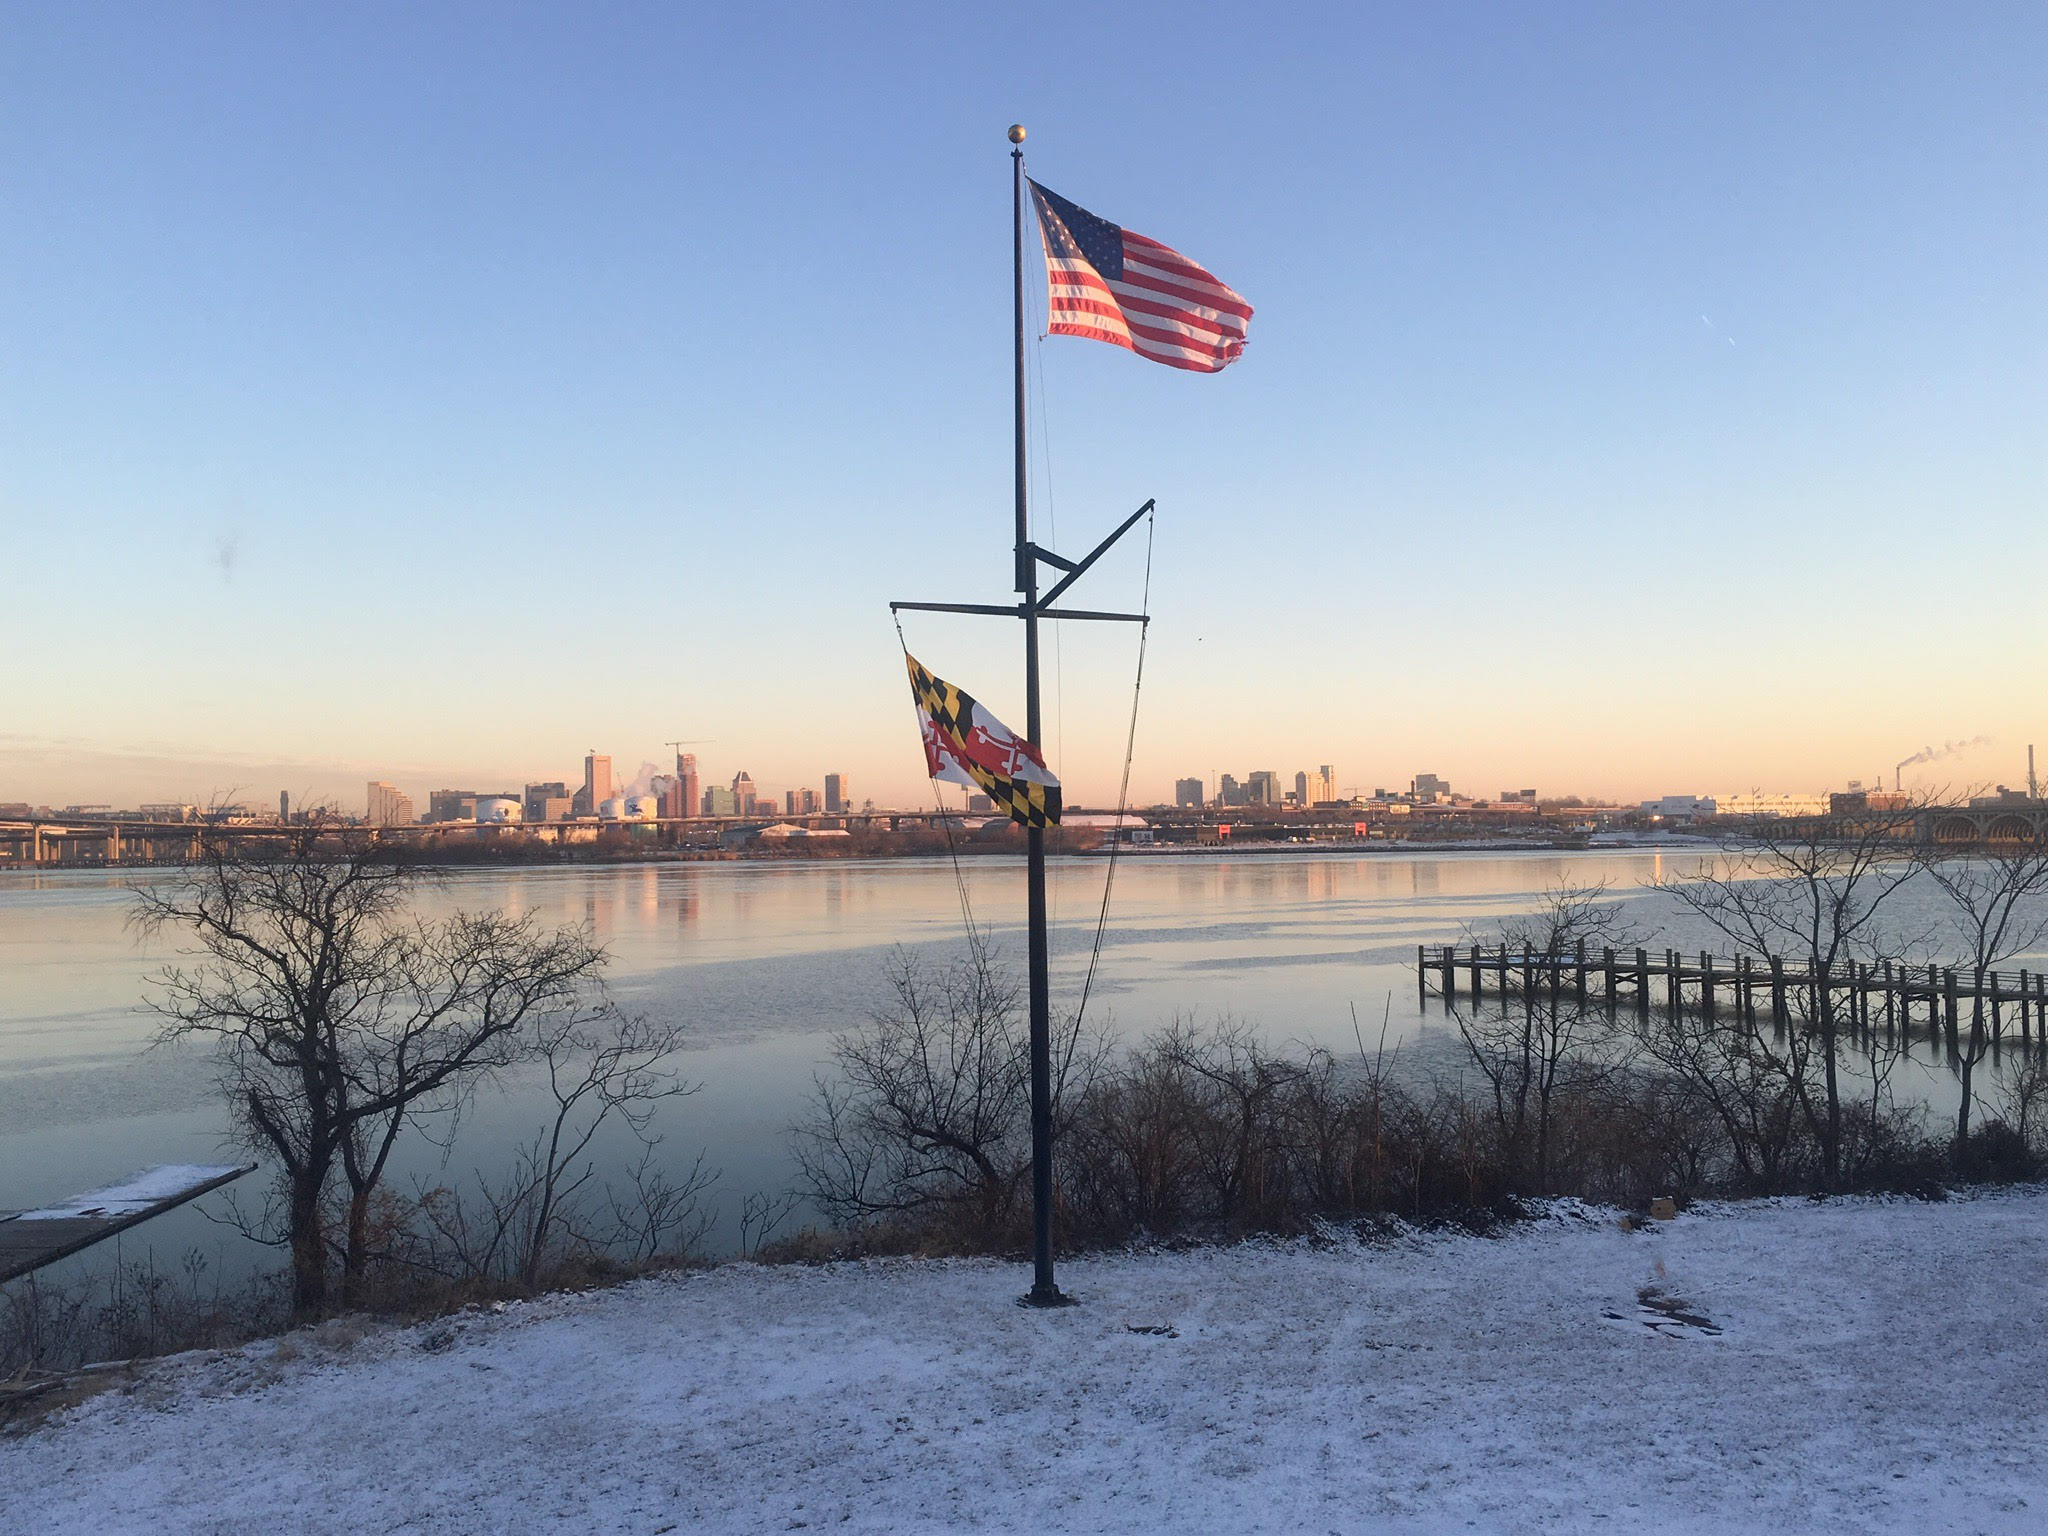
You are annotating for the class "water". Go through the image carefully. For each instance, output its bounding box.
[1,848,2032,1267]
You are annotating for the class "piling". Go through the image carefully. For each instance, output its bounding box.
[1415,943,2036,1049]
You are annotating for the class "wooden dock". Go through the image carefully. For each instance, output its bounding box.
[1418,942,2048,1049]
[0,1165,253,1284]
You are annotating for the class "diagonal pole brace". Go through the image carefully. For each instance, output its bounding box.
[1040,499,1155,609]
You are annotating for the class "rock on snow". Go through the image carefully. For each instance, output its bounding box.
[6,1190,2044,1533]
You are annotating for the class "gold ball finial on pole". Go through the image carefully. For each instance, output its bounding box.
[1008,124,1026,144]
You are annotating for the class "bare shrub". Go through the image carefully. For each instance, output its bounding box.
[1452,881,1638,1194]
[1998,1055,2048,1155]
[1,1250,286,1376]
[791,937,1100,1244]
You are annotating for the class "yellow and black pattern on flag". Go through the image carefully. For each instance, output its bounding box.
[906,655,1063,828]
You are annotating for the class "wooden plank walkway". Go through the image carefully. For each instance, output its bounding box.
[0,1165,253,1283]
[1418,942,2048,1047]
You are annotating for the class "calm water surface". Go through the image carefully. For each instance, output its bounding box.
[0,848,2007,1262]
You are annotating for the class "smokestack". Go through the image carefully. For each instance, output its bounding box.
[2031,744,2038,802]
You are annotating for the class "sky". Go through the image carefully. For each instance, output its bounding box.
[3,3,2043,812]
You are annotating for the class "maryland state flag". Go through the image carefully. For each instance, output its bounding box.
[906,654,1062,828]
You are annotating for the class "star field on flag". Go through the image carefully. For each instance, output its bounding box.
[1029,180,1252,373]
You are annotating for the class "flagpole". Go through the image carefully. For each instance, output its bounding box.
[1012,124,1068,1309]
[897,133,1155,1307]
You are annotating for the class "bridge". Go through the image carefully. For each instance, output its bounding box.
[1918,804,2048,845]
[0,810,1001,867]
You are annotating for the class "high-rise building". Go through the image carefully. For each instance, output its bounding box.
[279,790,291,823]
[1316,765,1337,804]
[799,787,820,815]
[427,790,480,824]
[731,771,757,816]
[1247,770,1280,807]
[1412,773,1449,803]
[703,785,739,817]
[1293,771,1309,806]
[524,782,570,822]
[673,753,701,823]
[1175,777,1205,808]
[366,782,415,827]
[582,753,614,819]
[1219,774,1245,808]
[824,773,849,813]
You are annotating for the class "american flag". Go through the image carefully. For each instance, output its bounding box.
[1029,179,1252,373]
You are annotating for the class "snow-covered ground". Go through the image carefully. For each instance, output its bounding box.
[8,1190,2044,1534]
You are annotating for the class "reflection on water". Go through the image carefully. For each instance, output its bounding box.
[4,848,2032,1261]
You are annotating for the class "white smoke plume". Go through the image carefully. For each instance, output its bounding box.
[621,760,666,799]
[1894,736,1994,782]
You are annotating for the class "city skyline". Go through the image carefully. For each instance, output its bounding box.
[12,734,2040,823]
[4,10,2041,810]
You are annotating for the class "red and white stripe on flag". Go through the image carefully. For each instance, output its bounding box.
[1029,179,1252,374]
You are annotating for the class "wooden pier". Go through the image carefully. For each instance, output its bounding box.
[1418,942,2048,1049]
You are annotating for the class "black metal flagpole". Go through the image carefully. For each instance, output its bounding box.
[892,125,1151,1308]
[1011,124,1066,1309]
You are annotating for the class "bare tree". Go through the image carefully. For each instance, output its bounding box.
[511,1010,694,1285]
[1918,839,2048,1145]
[601,1145,718,1267]
[137,824,607,1315]
[1662,812,1919,1188]
[1452,881,1636,1193]
[736,1189,804,1260]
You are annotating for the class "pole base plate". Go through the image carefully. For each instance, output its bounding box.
[1019,1284,1079,1309]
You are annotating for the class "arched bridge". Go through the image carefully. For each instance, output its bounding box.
[1921,805,2048,846]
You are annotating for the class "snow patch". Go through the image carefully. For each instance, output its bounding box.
[6,1165,246,1221]
[6,1189,2046,1532]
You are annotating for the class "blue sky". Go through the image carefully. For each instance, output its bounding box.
[3,4,2042,809]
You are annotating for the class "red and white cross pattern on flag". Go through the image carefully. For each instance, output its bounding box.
[1029,179,1252,373]
[907,654,1062,827]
